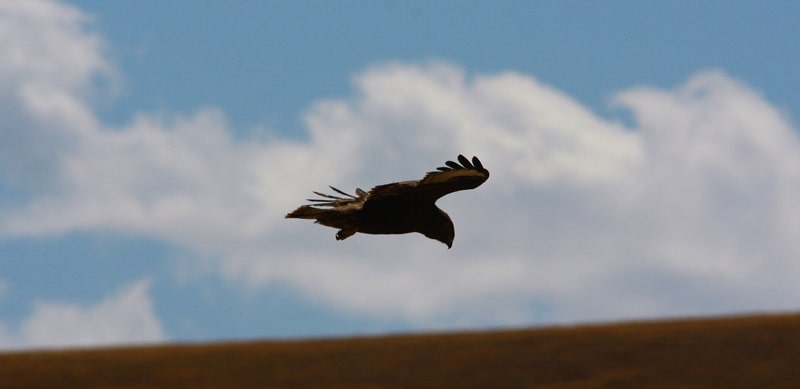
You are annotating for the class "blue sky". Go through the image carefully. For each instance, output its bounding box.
[74,1,800,129]
[1,0,799,350]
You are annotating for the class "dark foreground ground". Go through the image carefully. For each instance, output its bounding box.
[1,313,798,388]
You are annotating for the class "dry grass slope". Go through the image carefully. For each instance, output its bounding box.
[1,313,798,388]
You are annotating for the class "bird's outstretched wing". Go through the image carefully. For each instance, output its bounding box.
[289,155,488,212]
[285,185,367,222]
[303,186,368,210]
[365,155,489,203]
[415,155,489,201]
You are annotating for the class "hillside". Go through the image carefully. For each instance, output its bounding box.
[1,313,798,388]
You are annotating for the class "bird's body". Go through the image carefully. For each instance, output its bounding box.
[285,155,489,248]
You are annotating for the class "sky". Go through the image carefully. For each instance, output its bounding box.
[1,0,799,350]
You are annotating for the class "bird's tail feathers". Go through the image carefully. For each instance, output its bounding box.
[285,205,331,220]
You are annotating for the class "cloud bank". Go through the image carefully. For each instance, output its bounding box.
[1,0,799,342]
[0,279,165,350]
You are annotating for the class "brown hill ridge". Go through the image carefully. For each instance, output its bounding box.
[1,313,798,388]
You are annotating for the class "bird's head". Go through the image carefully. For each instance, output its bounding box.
[424,210,455,249]
[443,235,454,249]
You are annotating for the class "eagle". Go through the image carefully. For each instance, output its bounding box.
[285,155,489,248]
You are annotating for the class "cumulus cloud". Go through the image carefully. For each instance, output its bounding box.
[0,0,108,192]
[258,65,800,323]
[0,279,166,350]
[1,0,799,333]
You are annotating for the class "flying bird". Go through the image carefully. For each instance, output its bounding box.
[285,155,489,248]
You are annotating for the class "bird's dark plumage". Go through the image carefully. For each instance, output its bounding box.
[285,155,489,248]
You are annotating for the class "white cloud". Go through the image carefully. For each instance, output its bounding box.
[1,0,799,332]
[0,0,108,197]
[217,64,800,324]
[0,279,166,350]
